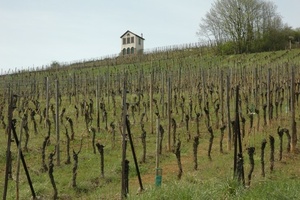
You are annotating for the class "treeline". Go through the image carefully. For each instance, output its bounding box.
[218,26,300,54]
[198,0,300,54]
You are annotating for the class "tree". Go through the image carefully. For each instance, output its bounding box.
[291,28,300,47]
[197,0,285,54]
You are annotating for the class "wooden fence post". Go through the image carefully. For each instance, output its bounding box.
[55,79,60,166]
[156,114,160,169]
[167,75,172,151]
[220,70,224,126]
[46,77,49,122]
[233,85,245,185]
[121,72,128,199]
[226,74,232,151]
[291,66,297,152]
[267,68,271,125]
[3,89,13,200]
[150,69,154,134]
[96,76,100,132]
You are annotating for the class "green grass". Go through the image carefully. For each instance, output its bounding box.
[127,175,300,200]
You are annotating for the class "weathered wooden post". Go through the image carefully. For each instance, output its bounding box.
[167,75,172,151]
[16,115,25,200]
[161,71,165,118]
[125,116,144,192]
[202,69,207,110]
[121,72,128,199]
[290,66,297,152]
[150,69,154,134]
[11,118,36,199]
[106,68,110,109]
[233,86,245,185]
[46,77,49,124]
[267,68,271,125]
[226,74,232,150]
[55,79,60,166]
[141,124,146,163]
[3,89,13,200]
[220,70,224,127]
[155,113,162,186]
[254,67,258,109]
[96,76,100,132]
[178,67,182,107]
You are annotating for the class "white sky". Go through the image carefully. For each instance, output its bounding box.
[0,0,299,74]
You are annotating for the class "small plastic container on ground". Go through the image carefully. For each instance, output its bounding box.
[155,168,162,186]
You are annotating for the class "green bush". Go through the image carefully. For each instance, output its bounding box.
[218,41,236,55]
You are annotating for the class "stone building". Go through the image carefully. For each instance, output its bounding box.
[120,30,145,55]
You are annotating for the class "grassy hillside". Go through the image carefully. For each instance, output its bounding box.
[1,48,300,199]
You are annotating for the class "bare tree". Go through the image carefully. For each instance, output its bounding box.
[197,0,284,53]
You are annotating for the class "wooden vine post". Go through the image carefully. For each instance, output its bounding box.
[178,67,182,107]
[141,124,146,163]
[167,75,172,151]
[55,79,60,166]
[150,69,154,134]
[290,66,297,152]
[156,113,160,166]
[220,70,224,127]
[267,68,271,125]
[3,90,13,200]
[121,72,128,199]
[12,118,36,199]
[16,114,25,199]
[233,85,245,185]
[107,68,110,109]
[226,74,232,150]
[46,77,49,123]
[96,76,100,132]
[254,68,258,108]
[202,69,207,110]
[155,113,162,186]
[125,116,143,192]
[161,71,165,118]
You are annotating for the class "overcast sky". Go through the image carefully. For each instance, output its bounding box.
[1,0,299,74]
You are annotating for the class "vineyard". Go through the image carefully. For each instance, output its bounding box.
[1,47,300,199]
